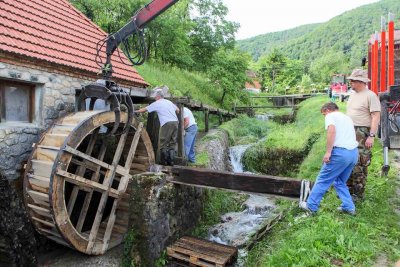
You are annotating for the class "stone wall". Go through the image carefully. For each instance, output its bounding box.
[0,62,91,180]
[129,172,203,266]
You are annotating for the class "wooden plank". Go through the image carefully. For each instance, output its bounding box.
[31,216,55,228]
[167,236,237,266]
[41,133,68,147]
[64,145,128,176]
[27,190,49,204]
[86,129,129,254]
[31,160,53,178]
[56,170,124,198]
[67,128,99,216]
[51,124,76,134]
[38,227,62,238]
[27,204,52,218]
[101,124,141,253]
[169,166,303,198]
[168,246,226,266]
[180,236,236,256]
[76,141,108,232]
[124,123,143,169]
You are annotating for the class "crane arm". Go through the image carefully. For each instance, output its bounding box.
[78,0,179,135]
[104,0,179,78]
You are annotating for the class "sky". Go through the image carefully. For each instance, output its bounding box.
[223,0,380,40]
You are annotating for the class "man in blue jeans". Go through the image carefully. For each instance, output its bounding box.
[183,107,198,163]
[300,102,358,215]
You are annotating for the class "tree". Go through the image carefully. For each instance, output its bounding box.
[257,49,287,93]
[189,0,239,71]
[208,49,250,106]
[309,50,349,83]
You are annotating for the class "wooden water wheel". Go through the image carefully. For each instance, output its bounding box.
[23,111,155,255]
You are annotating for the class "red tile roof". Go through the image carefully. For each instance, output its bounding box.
[0,0,148,87]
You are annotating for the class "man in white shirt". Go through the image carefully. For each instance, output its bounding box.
[300,102,358,215]
[136,88,179,165]
[183,107,198,163]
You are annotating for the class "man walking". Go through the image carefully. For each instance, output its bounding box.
[183,107,198,163]
[136,88,179,165]
[346,69,381,200]
[300,103,358,214]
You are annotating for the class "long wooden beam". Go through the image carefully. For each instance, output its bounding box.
[168,166,305,199]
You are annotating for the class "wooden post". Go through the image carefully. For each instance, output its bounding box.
[204,109,209,133]
[177,104,185,158]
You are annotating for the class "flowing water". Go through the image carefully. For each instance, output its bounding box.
[207,142,277,266]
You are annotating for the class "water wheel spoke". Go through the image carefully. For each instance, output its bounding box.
[63,145,128,176]
[124,122,144,169]
[76,142,108,232]
[86,130,130,254]
[67,129,100,215]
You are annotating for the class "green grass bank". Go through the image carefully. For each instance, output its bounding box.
[243,97,400,266]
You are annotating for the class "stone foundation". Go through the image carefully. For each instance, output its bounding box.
[129,172,203,266]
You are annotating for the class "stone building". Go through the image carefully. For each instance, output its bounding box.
[0,0,149,180]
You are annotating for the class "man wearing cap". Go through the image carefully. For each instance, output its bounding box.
[136,88,179,165]
[346,69,381,200]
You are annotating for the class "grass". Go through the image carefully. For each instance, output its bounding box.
[241,97,328,175]
[136,61,222,108]
[246,98,400,266]
[219,115,269,145]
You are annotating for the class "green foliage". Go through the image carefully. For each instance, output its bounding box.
[136,62,221,107]
[236,24,321,60]
[241,96,327,175]
[155,250,168,267]
[121,229,137,267]
[238,0,400,84]
[71,0,239,73]
[257,49,305,94]
[247,144,400,266]
[219,115,269,145]
[190,0,239,71]
[208,48,251,106]
[309,50,349,83]
[245,96,400,266]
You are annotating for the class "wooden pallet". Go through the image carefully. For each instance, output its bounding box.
[23,111,155,255]
[167,236,237,267]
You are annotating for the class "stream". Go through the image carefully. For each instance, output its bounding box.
[207,142,277,266]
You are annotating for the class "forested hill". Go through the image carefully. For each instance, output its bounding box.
[236,24,320,60]
[237,0,400,63]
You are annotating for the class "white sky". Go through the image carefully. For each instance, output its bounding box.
[223,0,380,40]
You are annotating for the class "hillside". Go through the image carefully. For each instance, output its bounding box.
[237,0,400,65]
[236,24,321,60]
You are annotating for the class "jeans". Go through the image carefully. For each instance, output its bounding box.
[184,125,198,162]
[307,147,358,212]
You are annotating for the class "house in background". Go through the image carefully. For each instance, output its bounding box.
[244,70,261,94]
[0,0,149,180]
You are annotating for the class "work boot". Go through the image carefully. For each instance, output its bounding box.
[167,149,175,166]
[160,148,169,165]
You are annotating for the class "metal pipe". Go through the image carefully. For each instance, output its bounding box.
[388,12,395,88]
[380,16,387,93]
[373,32,379,94]
[371,42,375,91]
